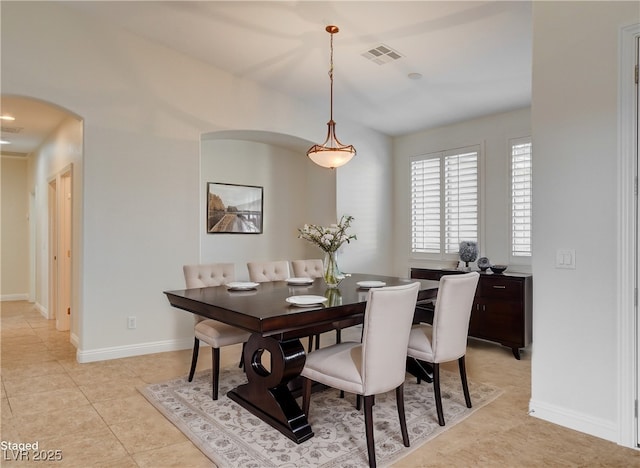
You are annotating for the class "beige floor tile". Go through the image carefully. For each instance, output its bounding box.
[0,414,20,441]
[0,360,67,380]
[78,376,147,403]
[92,393,163,425]
[13,404,108,441]
[133,441,215,467]
[109,412,187,453]
[8,387,90,416]
[1,396,11,418]
[34,425,129,467]
[3,372,77,397]
[2,300,639,467]
[66,364,138,386]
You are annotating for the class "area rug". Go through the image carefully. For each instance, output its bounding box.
[140,368,502,467]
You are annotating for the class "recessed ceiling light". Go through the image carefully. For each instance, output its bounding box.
[408,72,423,80]
[0,115,15,121]
[0,140,11,145]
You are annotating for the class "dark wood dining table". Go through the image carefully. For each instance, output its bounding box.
[164,273,438,444]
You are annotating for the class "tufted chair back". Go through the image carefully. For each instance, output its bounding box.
[246,261,290,282]
[183,263,235,323]
[291,259,324,279]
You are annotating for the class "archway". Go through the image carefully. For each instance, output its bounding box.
[0,95,84,348]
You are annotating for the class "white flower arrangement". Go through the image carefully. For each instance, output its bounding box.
[298,215,357,253]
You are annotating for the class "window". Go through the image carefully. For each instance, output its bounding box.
[511,137,532,257]
[411,146,479,257]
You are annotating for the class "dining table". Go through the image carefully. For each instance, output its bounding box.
[164,273,439,444]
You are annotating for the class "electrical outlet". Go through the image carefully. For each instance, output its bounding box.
[127,316,137,329]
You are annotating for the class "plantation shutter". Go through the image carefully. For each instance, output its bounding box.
[411,157,441,253]
[511,138,532,257]
[411,147,478,256]
[444,151,478,254]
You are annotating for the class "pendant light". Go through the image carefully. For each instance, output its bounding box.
[307,25,356,169]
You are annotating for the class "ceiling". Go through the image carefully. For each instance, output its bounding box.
[1,1,532,157]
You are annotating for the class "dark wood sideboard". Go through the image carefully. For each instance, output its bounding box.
[410,268,532,360]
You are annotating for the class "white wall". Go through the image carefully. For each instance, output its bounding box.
[530,1,639,443]
[392,107,531,276]
[1,157,29,300]
[200,138,336,278]
[336,123,396,276]
[1,2,391,361]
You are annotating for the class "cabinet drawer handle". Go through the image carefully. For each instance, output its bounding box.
[493,285,507,289]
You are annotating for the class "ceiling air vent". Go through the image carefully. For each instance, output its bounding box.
[361,44,403,65]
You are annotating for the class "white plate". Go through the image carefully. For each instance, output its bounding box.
[286,295,328,307]
[226,282,259,291]
[357,281,387,289]
[286,277,314,285]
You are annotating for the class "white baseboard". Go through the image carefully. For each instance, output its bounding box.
[1,293,29,301]
[76,338,194,363]
[529,399,618,444]
[35,302,48,318]
[70,332,80,348]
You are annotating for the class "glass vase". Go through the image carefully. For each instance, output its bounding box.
[323,251,345,288]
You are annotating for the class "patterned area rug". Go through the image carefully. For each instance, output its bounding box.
[140,367,502,467]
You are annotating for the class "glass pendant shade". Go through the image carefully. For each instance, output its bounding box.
[307,120,356,169]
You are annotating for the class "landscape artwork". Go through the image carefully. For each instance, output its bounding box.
[207,182,263,234]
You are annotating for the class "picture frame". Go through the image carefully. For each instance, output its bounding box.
[206,182,263,234]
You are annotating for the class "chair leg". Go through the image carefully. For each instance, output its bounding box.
[458,356,472,408]
[395,384,410,447]
[211,347,220,400]
[188,337,199,382]
[335,329,342,344]
[363,395,377,468]
[356,394,361,410]
[433,363,445,426]
[315,334,321,350]
[301,377,312,416]
[307,335,314,352]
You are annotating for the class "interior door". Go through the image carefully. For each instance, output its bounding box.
[57,171,72,331]
[48,179,57,321]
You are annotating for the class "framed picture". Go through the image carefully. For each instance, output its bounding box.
[206,182,263,234]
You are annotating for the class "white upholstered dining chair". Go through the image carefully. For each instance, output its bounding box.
[291,258,324,278]
[183,263,251,400]
[247,260,290,282]
[301,282,420,468]
[407,271,479,426]
[291,259,327,351]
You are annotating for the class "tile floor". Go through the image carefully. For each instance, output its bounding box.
[1,301,638,467]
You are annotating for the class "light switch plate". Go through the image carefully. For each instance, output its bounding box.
[555,249,576,269]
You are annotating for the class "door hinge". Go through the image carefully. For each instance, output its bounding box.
[635,399,638,417]
[636,65,639,84]
[67,307,71,315]
[635,287,638,307]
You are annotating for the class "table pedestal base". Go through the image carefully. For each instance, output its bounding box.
[406,357,434,383]
[227,333,313,444]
